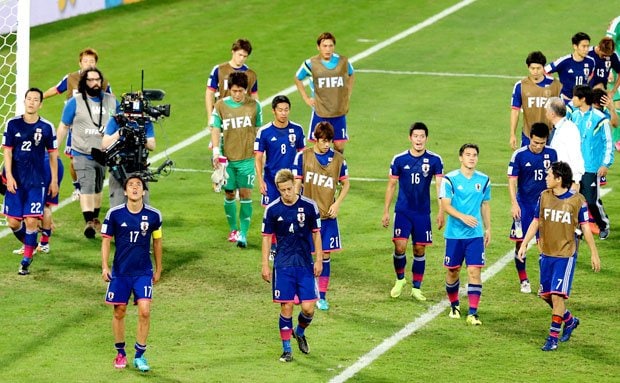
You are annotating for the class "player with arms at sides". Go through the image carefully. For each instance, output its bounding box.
[43,47,112,200]
[382,122,444,301]
[2,88,58,275]
[509,51,561,149]
[440,143,491,325]
[205,39,258,128]
[545,32,596,103]
[507,123,557,293]
[210,71,263,248]
[261,169,323,363]
[254,95,305,257]
[518,161,600,351]
[294,32,355,154]
[101,174,163,372]
[293,122,350,311]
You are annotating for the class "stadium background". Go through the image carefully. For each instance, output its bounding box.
[0,0,619,381]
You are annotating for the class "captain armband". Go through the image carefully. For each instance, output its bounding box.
[152,228,163,239]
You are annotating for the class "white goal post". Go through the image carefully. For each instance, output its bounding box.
[0,0,30,128]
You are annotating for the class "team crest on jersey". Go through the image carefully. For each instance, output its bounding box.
[140,221,149,236]
[297,207,306,227]
[33,128,43,146]
[475,183,482,191]
[543,159,551,169]
[289,134,296,147]
[583,66,590,76]
[395,228,401,237]
[421,163,430,177]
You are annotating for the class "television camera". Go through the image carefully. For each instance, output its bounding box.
[92,88,173,184]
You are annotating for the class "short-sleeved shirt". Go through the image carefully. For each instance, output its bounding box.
[211,95,262,161]
[507,145,557,206]
[101,203,162,277]
[440,169,491,239]
[389,149,443,215]
[207,62,258,98]
[587,47,620,88]
[2,116,58,188]
[262,195,321,268]
[545,54,596,99]
[254,121,305,183]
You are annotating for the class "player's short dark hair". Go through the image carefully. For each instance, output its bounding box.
[123,173,148,191]
[571,32,590,46]
[25,87,43,102]
[78,67,104,94]
[550,161,573,189]
[317,32,336,46]
[545,97,566,118]
[459,143,479,156]
[409,122,428,136]
[79,47,99,62]
[231,38,252,55]
[526,51,547,66]
[313,121,334,141]
[573,85,593,105]
[274,169,294,186]
[592,88,608,106]
[530,122,550,139]
[271,95,290,110]
[229,71,249,90]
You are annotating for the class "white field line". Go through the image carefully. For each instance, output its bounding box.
[328,186,612,383]
[356,69,521,80]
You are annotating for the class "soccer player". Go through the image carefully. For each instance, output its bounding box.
[569,85,613,239]
[517,161,600,351]
[210,71,263,248]
[293,122,350,310]
[205,39,258,127]
[545,97,585,190]
[294,32,355,153]
[382,122,444,301]
[101,174,163,372]
[440,143,491,325]
[254,95,305,257]
[57,68,118,238]
[545,32,596,102]
[509,51,561,149]
[588,37,620,93]
[2,87,58,275]
[592,88,619,128]
[43,47,112,200]
[507,123,557,293]
[261,169,323,363]
[607,16,620,107]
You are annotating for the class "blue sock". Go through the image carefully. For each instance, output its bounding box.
[393,252,406,280]
[134,342,146,359]
[296,312,313,337]
[412,254,425,289]
[279,315,293,353]
[115,342,126,357]
[12,221,26,243]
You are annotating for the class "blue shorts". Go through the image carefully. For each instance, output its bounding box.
[309,218,342,253]
[539,254,576,298]
[272,266,319,303]
[308,112,348,142]
[509,202,535,241]
[261,177,278,206]
[2,186,46,219]
[393,211,433,245]
[444,237,485,269]
[105,275,153,305]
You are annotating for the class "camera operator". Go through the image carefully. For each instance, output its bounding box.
[57,68,118,239]
[102,111,156,207]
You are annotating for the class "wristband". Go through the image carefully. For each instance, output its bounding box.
[213,147,220,157]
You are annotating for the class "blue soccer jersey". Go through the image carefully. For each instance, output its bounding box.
[254,121,305,183]
[510,76,557,109]
[207,63,258,94]
[545,54,596,99]
[292,149,349,181]
[389,149,443,215]
[262,195,321,268]
[101,204,163,277]
[588,48,620,88]
[2,116,57,188]
[507,146,557,206]
[441,169,491,239]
